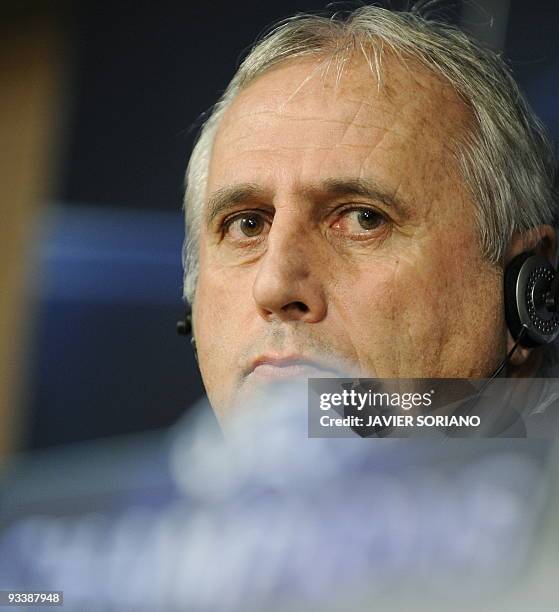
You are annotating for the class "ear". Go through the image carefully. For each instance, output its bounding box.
[505,225,557,367]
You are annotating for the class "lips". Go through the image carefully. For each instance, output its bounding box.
[248,356,341,380]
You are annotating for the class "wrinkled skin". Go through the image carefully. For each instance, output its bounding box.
[192,54,547,422]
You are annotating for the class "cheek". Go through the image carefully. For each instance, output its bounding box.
[330,254,445,373]
[193,259,234,385]
[193,271,242,418]
[195,272,237,359]
[372,259,448,342]
[332,245,500,377]
[193,243,259,384]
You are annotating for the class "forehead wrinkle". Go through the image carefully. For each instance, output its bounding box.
[217,109,411,151]
[224,50,469,142]
[224,55,383,120]
[217,58,463,156]
[224,113,390,130]
[279,56,333,109]
[211,54,473,211]
[221,97,390,128]
[219,87,450,154]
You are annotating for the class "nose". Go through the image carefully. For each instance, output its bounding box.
[252,218,327,324]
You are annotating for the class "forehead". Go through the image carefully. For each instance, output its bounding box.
[208,52,471,199]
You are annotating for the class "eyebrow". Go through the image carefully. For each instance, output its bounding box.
[313,178,410,216]
[204,177,410,227]
[205,183,265,227]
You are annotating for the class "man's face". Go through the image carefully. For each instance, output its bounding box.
[193,54,506,421]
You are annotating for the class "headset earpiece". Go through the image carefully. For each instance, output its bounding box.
[504,252,559,347]
[177,309,192,336]
[177,308,198,364]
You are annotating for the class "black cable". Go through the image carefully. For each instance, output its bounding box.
[445,325,528,437]
[478,325,528,394]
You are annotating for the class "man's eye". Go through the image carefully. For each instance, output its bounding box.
[224,213,269,239]
[333,208,385,234]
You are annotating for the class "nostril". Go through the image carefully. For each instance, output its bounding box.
[283,301,309,313]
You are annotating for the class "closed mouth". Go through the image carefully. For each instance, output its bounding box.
[247,356,342,380]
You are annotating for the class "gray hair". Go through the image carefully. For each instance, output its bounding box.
[182,4,556,304]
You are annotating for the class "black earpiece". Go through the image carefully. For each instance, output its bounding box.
[504,252,559,347]
[177,308,198,363]
[176,310,192,336]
